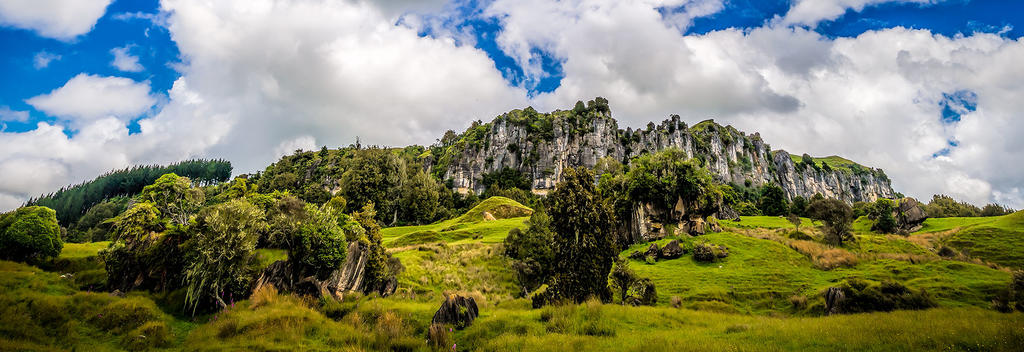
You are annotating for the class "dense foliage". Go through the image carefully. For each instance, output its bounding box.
[0,206,63,263]
[807,198,854,246]
[29,159,231,226]
[504,210,555,296]
[924,194,1014,218]
[537,167,616,306]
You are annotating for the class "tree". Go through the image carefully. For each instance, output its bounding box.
[608,257,637,305]
[290,203,348,280]
[787,213,802,233]
[981,203,1013,217]
[807,198,854,246]
[870,199,897,234]
[543,167,616,305]
[504,210,555,295]
[790,196,808,217]
[400,170,441,224]
[184,199,267,313]
[0,206,63,263]
[141,173,205,226]
[352,202,392,294]
[758,184,789,216]
[341,149,404,224]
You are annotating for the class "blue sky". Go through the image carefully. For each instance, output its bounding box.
[1,0,1023,210]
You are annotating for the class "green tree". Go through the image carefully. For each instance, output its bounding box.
[141,173,205,226]
[758,184,789,216]
[807,198,854,246]
[787,213,802,233]
[790,196,808,217]
[504,210,555,295]
[341,149,404,224]
[290,203,347,279]
[608,257,637,305]
[352,202,392,294]
[0,206,63,263]
[870,199,897,234]
[400,170,441,224]
[544,167,616,305]
[184,199,267,313]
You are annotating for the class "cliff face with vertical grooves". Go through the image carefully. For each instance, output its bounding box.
[431,98,894,203]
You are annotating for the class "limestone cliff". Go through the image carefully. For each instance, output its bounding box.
[431,98,894,203]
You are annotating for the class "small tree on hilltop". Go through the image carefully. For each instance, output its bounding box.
[807,198,854,246]
[543,167,616,305]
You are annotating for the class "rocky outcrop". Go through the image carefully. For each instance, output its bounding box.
[660,240,685,259]
[252,241,398,299]
[438,100,894,204]
[894,198,928,233]
[824,287,845,316]
[431,294,479,329]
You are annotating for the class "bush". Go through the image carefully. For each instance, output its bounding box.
[692,242,729,262]
[837,279,936,313]
[789,295,807,309]
[0,206,63,263]
[670,296,682,308]
[624,278,657,306]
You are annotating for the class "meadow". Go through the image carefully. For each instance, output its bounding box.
[2,202,1022,351]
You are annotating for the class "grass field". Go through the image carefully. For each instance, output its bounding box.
[2,200,1021,351]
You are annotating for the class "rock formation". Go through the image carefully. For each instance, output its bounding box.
[431,294,479,329]
[824,287,845,316]
[894,198,928,233]
[252,241,398,299]
[434,99,894,204]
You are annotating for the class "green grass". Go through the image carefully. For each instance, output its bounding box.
[253,248,288,269]
[788,154,868,175]
[458,302,1024,351]
[914,216,998,234]
[381,196,532,248]
[719,216,815,230]
[452,196,533,224]
[911,211,1024,268]
[621,232,1009,314]
[59,241,111,259]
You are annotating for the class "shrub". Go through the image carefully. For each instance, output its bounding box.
[428,323,454,351]
[692,242,728,262]
[837,279,936,313]
[789,295,807,310]
[1012,270,1024,312]
[807,198,854,246]
[624,278,657,306]
[123,321,171,351]
[0,206,63,263]
[670,296,682,308]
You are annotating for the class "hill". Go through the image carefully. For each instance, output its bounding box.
[430,99,894,203]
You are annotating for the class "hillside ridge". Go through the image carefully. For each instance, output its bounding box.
[429,98,894,203]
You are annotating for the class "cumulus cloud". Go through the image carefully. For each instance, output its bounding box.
[0,0,112,40]
[110,45,144,72]
[26,73,156,125]
[2,0,1022,213]
[33,51,61,69]
[782,0,943,27]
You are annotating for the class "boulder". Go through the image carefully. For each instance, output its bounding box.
[323,242,369,297]
[643,243,661,259]
[690,217,706,236]
[625,278,658,306]
[431,294,479,329]
[824,287,845,315]
[895,198,927,233]
[628,250,645,260]
[660,240,685,259]
[253,260,295,293]
[706,216,722,233]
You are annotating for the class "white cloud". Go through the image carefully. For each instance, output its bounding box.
[0,106,29,122]
[26,73,156,125]
[2,0,1023,213]
[0,0,112,40]
[110,45,144,72]
[33,51,61,69]
[782,0,943,27]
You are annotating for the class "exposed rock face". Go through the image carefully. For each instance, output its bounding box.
[643,243,661,259]
[431,294,479,329]
[824,287,845,316]
[252,241,398,299]
[440,103,894,204]
[894,198,928,233]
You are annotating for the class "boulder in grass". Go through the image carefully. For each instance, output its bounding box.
[643,243,661,259]
[431,294,479,329]
[660,240,685,259]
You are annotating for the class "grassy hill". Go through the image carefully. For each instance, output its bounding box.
[2,200,1022,351]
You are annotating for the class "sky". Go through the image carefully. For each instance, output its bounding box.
[0,0,1022,211]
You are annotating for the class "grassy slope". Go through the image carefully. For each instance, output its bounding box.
[4,205,1022,351]
[622,232,1008,313]
[944,211,1024,268]
[382,196,531,247]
